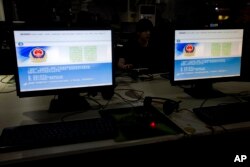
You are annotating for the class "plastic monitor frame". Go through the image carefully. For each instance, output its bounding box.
[170,26,244,99]
[11,26,115,112]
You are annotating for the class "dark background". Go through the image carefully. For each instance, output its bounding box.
[1,0,250,78]
[0,1,250,165]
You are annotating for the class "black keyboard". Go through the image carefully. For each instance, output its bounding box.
[0,118,117,152]
[193,102,250,126]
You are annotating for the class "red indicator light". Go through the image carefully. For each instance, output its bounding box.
[149,121,156,128]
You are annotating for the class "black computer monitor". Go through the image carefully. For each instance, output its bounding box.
[170,27,244,98]
[12,27,114,112]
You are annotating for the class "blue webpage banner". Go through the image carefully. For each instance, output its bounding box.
[18,63,112,91]
[174,57,241,80]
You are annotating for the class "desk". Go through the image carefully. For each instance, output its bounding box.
[1,75,250,166]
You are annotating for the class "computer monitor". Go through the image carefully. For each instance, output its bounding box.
[170,27,244,98]
[12,27,114,112]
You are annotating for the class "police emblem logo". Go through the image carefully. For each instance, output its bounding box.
[30,48,47,62]
[184,44,195,56]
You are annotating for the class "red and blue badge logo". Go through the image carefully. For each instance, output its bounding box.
[185,44,195,53]
[31,48,46,58]
[30,48,47,62]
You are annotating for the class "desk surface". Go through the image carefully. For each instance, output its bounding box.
[1,74,250,165]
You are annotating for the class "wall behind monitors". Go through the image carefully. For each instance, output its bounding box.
[0,21,15,75]
[3,0,71,26]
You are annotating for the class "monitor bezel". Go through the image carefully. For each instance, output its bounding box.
[11,26,115,97]
[170,26,245,86]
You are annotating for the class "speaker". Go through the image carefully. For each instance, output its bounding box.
[143,96,181,115]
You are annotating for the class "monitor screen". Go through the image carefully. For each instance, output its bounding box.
[171,28,244,98]
[12,28,114,111]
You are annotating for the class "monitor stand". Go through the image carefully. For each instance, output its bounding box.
[49,93,90,113]
[184,82,225,99]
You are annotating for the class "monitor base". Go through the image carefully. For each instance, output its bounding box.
[184,83,225,99]
[49,94,90,113]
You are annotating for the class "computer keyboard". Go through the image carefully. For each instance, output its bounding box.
[193,101,250,126]
[0,118,117,152]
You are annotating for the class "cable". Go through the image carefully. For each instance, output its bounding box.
[0,75,15,84]
[114,92,139,108]
[114,88,144,102]
[0,90,16,94]
[199,98,208,108]
[60,111,86,122]
[0,75,16,93]
[0,75,8,83]
[86,96,105,110]
[178,108,193,113]
[60,95,112,122]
